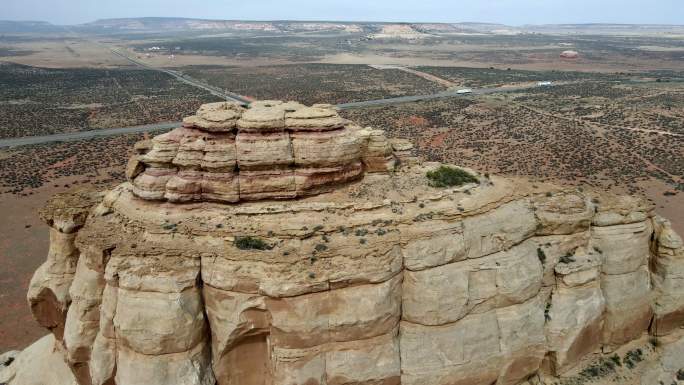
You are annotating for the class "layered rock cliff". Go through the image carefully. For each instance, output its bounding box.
[2,101,683,385]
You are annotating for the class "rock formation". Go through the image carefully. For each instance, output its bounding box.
[129,101,388,203]
[2,101,684,385]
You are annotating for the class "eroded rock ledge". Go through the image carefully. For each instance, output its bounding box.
[2,101,684,385]
[129,101,397,203]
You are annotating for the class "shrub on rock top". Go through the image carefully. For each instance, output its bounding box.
[234,236,272,250]
[426,166,478,188]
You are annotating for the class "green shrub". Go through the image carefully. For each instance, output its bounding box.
[580,356,618,379]
[235,236,272,250]
[426,166,478,188]
[537,248,546,265]
[162,223,177,230]
[544,302,552,321]
[610,354,621,367]
[623,348,644,369]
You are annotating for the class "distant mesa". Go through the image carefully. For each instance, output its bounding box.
[366,24,434,40]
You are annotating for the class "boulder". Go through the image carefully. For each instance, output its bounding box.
[184,101,243,132]
[238,105,286,132]
[285,106,346,131]
[0,335,77,385]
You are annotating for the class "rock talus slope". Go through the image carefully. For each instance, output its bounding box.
[2,101,684,385]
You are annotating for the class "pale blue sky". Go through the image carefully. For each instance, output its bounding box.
[3,0,683,26]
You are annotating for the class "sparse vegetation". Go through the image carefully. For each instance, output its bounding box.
[342,77,684,199]
[355,228,368,237]
[579,356,618,379]
[623,348,644,369]
[0,63,219,138]
[177,63,443,106]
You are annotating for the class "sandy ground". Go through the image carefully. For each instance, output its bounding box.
[637,178,684,235]
[5,37,684,73]
[0,170,120,351]
[112,47,298,68]
[120,49,683,73]
[0,187,61,351]
[319,52,684,73]
[2,39,131,68]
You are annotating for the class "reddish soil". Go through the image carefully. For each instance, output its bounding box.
[0,184,67,350]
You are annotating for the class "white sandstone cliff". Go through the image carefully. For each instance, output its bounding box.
[2,101,683,385]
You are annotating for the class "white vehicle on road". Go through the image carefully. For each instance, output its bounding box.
[456,88,473,94]
[537,81,553,87]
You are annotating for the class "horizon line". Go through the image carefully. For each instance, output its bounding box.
[2,17,684,28]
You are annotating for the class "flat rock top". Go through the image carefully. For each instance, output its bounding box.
[182,100,345,132]
[287,106,337,119]
[103,163,547,236]
[240,106,286,122]
[39,188,104,231]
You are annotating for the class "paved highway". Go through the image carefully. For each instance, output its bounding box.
[0,84,545,148]
[337,84,535,109]
[110,49,252,105]
[0,122,180,148]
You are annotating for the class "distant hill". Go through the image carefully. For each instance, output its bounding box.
[80,18,684,36]
[0,20,66,33]
[2,17,683,37]
[82,17,279,32]
[77,18,514,37]
[522,23,684,35]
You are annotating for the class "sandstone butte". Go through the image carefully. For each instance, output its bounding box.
[1,100,683,385]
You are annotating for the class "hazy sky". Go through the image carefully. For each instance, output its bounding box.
[4,0,683,26]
